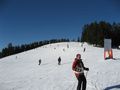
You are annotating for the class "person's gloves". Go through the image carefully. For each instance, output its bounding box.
[86,68,89,71]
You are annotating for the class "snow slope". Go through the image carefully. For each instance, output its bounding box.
[0,42,120,90]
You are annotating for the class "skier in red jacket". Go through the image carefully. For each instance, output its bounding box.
[72,54,89,90]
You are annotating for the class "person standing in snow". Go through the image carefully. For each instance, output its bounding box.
[39,59,41,65]
[67,44,69,48]
[83,47,86,52]
[72,54,89,90]
[58,57,61,65]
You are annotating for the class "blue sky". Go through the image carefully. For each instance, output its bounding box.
[0,0,120,49]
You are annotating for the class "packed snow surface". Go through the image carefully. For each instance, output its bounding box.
[0,42,120,90]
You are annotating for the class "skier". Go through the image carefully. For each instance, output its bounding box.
[16,56,17,59]
[39,59,41,65]
[81,43,83,47]
[63,48,65,52]
[72,54,89,90]
[67,44,69,48]
[58,57,61,65]
[83,47,86,52]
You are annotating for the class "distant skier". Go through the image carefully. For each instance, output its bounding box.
[72,54,89,90]
[67,44,69,48]
[39,59,41,65]
[63,48,65,52]
[81,43,83,47]
[58,57,61,65]
[16,56,17,59]
[83,47,86,52]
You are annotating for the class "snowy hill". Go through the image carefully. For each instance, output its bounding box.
[0,42,120,90]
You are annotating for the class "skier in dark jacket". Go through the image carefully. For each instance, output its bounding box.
[72,54,89,90]
[39,59,41,65]
[58,57,61,65]
[83,47,86,52]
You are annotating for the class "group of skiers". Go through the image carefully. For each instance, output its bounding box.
[38,57,62,65]
[38,53,89,90]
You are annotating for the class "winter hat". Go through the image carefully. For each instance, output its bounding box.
[76,54,81,58]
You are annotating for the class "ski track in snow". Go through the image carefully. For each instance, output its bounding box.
[0,42,120,90]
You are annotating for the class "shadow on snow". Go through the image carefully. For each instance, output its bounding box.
[104,84,120,90]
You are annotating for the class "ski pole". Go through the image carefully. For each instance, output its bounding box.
[85,71,88,78]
